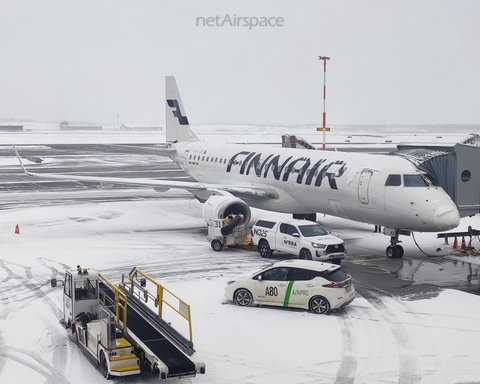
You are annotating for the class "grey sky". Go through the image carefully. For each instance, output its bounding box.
[1,0,479,126]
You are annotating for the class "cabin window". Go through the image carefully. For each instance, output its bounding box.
[404,174,429,187]
[75,278,98,301]
[385,174,401,186]
[64,273,72,298]
[202,156,205,161]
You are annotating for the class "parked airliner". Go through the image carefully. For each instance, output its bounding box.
[15,76,460,258]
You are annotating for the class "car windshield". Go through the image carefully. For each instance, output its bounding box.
[298,224,328,237]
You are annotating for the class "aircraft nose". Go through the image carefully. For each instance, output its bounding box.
[434,203,460,231]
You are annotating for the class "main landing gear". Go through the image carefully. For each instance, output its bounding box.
[386,228,405,258]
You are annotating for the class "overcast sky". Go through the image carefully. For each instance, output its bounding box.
[1,1,479,126]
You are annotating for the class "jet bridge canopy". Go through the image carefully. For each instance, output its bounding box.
[395,134,480,218]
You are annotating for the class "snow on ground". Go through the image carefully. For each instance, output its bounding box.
[1,197,480,384]
[1,125,480,383]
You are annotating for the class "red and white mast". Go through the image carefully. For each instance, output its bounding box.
[318,56,330,150]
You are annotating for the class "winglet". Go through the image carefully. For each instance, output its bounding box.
[13,146,34,177]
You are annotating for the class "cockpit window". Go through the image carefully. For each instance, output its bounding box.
[385,174,401,186]
[404,174,429,187]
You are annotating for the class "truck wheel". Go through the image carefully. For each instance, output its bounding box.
[100,351,110,379]
[211,239,223,251]
[309,295,330,314]
[299,248,312,260]
[258,240,272,258]
[139,350,151,373]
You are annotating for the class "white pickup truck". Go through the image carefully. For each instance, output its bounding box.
[251,218,346,264]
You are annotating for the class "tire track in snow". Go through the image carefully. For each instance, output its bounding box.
[333,310,358,384]
[0,346,71,384]
[356,282,422,384]
[0,259,71,383]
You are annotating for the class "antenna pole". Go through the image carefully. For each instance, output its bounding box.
[318,56,330,150]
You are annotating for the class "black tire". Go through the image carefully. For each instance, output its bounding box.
[139,350,151,373]
[386,246,398,258]
[299,248,312,260]
[396,245,404,258]
[309,295,330,314]
[258,240,272,258]
[234,288,253,307]
[331,258,341,265]
[211,239,223,252]
[100,351,110,379]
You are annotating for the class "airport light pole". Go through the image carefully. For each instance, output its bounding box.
[317,56,330,150]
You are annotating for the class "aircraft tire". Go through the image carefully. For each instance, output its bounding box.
[386,246,398,258]
[396,245,404,258]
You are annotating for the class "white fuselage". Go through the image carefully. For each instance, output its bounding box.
[171,141,460,232]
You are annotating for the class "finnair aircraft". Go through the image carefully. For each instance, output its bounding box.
[16,76,460,258]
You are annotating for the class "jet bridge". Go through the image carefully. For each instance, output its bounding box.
[395,134,480,218]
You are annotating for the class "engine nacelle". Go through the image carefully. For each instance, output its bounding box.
[202,195,251,227]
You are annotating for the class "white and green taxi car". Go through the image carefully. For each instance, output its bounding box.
[224,260,355,314]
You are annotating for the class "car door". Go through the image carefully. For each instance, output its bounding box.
[284,268,317,306]
[277,223,301,255]
[254,267,290,306]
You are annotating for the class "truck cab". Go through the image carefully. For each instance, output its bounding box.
[251,218,346,264]
[57,266,99,332]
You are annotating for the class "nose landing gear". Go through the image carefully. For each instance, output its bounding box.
[385,228,406,258]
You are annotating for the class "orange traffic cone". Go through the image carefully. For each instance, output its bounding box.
[15,224,20,234]
[453,236,458,249]
[461,236,467,250]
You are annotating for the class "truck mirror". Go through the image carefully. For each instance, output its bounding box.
[292,232,300,238]
[51,278,57,287]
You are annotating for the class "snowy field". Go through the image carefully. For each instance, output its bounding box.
[1,196,480,384]
[1,125,480,383]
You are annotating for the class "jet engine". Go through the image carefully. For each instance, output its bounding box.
[202,195,252,231]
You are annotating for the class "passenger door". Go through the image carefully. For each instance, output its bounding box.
[358,169,373,206]
[285,268,317,306]
[277,223,301,255]
[254,267,290,306]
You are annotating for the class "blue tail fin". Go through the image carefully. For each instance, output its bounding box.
[165,76,200,143]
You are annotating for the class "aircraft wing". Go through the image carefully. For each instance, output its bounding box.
[14,146,277,200]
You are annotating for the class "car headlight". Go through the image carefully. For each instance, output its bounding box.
[311,242,326,249]
[226,280,236,285]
